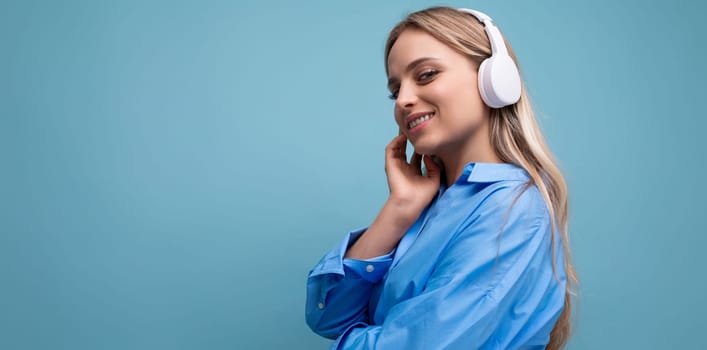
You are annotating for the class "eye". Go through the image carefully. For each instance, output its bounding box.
[388,88,399,100]
[417,69,439,81]
[386,69,438,100]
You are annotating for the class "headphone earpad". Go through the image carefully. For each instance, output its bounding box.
[477,55,521,108]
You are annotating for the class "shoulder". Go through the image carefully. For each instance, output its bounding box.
[429,179,560,294]
[460,162,548,226]
[445,162,552,248]
[468,181,548,236]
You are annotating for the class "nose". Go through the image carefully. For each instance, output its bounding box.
[395,82,418,111]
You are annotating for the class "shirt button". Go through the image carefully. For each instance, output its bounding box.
[318,302,325,309]
[366,264,375,273]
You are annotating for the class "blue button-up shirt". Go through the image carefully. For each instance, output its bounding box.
[306,162,567,349]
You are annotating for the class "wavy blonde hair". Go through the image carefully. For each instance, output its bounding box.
[384,6,577,349]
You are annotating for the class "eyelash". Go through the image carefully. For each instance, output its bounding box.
[388,69,439,100]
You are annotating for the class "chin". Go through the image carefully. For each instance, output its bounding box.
[410,141,438,156]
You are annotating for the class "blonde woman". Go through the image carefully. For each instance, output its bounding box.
[306,6,576,349]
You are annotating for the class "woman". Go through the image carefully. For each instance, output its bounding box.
[306,6,577,349]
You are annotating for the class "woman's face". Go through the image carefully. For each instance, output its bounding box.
[387,29,489,157]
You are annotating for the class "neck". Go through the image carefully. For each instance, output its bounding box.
[437,121,502,186]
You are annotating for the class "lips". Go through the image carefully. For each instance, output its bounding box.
[405,111,435,130]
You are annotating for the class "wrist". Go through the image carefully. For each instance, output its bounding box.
[383,196,425,227]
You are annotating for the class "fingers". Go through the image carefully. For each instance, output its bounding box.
[411,152,422,174]
[385,134,407,161]
[422,155,441,179]
[386,133,406,148]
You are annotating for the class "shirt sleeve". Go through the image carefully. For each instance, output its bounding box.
[328,186,568,350]
[343,251,395,283]
[305,227,396,339]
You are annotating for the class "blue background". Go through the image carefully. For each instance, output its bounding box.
[2,0,705,349]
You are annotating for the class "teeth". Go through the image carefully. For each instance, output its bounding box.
[408,113,433,129]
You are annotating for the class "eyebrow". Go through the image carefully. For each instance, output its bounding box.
[387,57,440,89]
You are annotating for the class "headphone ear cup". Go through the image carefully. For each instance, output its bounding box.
[477,58,494,108]
[477,55,521,108]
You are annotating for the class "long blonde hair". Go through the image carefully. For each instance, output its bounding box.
[384,7,577,349]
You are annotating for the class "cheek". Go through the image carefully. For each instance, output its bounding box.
[393,107,404,127]
[434,76,484,118]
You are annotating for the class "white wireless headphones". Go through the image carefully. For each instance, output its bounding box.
[457,8,521,108]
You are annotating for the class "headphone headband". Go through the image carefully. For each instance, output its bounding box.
[456,8,509,57]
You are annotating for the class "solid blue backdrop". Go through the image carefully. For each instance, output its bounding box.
[2,0,705,349]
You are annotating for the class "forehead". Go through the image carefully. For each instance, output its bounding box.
[387,29,458,76]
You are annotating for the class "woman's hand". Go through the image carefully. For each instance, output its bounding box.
[384,133,441,222]
[343,133,443,260]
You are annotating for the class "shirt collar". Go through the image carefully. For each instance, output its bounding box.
[462,162,530,183]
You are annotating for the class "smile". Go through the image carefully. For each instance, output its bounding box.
[408,112,435,130]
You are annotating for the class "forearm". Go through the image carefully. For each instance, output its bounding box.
[344,199,420,260]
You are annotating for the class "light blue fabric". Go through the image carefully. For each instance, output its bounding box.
[306,162,567,349]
